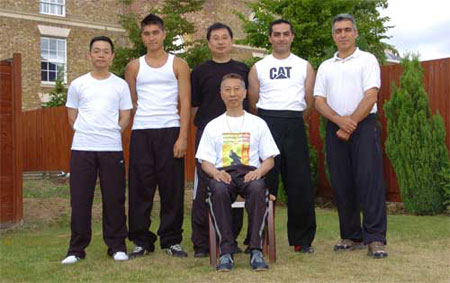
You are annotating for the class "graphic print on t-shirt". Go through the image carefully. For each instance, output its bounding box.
[269,66,292,79]
[222,132,250,166]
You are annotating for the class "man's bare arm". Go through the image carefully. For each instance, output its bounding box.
[124,59,139,115]
[350,87,378,123]
[201,160,231,184]
[244,157,274,183]
[315,96,357,134]
[191,107,198,122]
[247,65,260,115]
[118,109,131,133]
[173,57,191,158]
[67,108,78,129]
[303,62,316,121]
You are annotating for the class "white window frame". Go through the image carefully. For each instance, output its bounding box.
[40,0,66,17]
[40,37,67,84]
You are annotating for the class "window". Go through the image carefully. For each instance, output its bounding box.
[40,0,65,16]
[41,37,66,83]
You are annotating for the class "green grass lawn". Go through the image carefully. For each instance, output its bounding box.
[1,179,449,282]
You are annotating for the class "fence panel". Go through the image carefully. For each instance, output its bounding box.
[22,58,450,202]
[1,54,23,227]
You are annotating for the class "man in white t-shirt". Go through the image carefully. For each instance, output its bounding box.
[196,73,279,271]
[314,13,388,258]
[248,19,316,253]
[62,36,132,264]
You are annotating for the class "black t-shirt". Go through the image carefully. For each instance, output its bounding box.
[191,60,250,129]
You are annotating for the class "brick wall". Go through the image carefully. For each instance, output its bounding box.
[0,0,128,110]
[1,0,259,110]
[0,17,42,109]
[131,0,255,40]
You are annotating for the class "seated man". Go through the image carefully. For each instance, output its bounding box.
[196,73,279,271]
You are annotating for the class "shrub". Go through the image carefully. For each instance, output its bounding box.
[44,76,67,107]
[384,55,449,214]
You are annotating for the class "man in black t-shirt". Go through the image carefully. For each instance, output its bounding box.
[191,23,250,257]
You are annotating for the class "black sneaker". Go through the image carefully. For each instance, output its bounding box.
[128,246,153,259]
[165,244,188,257]
[216,253,234,272]
[250,249,268,271]
[294,245,315,254]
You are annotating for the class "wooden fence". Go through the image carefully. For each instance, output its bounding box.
[22,108,198,181]
[1,54,23,227]
[21,58,450,202]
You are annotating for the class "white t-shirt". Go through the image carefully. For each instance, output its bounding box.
[255,53,308,111]
[313,48,380,116]
[196,111,280,168]
[66,72,133,151]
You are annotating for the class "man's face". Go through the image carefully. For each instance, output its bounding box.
[208,28,233,57]
[89,40,114,69]
[269,23,294,54]
[332,20,358,51]
[221,78,246,109]
[141,24,166,51]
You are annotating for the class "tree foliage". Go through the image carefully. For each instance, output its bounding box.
[384,55,449,214]
[44,76,67,107]
[237,0,394,68]
[111,0,206,77]
[237,0,396,194]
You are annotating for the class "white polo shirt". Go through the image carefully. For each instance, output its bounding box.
[313,48,380,116]
[66,73,133,151]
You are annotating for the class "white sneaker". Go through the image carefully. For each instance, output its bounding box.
[113,251,129,262]
[61,255,80,265]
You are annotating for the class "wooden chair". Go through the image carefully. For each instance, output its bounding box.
[207,197,276,266]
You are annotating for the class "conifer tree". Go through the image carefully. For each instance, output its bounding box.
[384,55,449,214]
[44,75,67,107]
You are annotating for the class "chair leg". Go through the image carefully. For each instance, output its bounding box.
[263,228,269,255]
[267,199,276,263]
[208,210,217,267]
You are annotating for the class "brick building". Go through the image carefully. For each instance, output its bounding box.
[0,0,262,110]
[0,0,130,109]
[130,0,264,61]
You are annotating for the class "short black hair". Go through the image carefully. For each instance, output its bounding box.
[89,36,114,53]
[141,13,165,31]
[206,22,233,40]
[269,19,294,35]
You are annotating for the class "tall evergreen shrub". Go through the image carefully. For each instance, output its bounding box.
[384,55,449,214]
[44,76,67,107]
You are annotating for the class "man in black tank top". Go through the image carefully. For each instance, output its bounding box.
[190,23,250,257]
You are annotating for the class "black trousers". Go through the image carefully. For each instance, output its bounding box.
[326,114,387,244]
[191,128,244,253]
[208,165,268,255]
[259,110,316,247]
[128,127,185,249]
[67,150,127,258]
